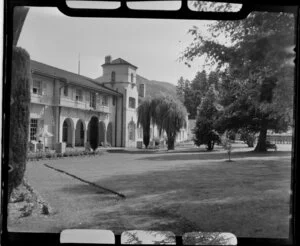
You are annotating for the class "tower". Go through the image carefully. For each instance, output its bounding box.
[101,55,139,147]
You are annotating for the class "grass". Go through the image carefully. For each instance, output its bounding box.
[8,144,292,238]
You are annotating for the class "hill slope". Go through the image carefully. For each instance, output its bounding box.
[95,74,177,99]
[136,74,177,99]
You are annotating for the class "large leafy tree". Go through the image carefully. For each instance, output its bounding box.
[183,9,295,151]
[193,85,220,151]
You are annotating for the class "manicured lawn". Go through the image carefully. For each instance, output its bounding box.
[8,144,292,239]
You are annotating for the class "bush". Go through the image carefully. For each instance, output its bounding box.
[239,129,256,147]
[153,138,160,146]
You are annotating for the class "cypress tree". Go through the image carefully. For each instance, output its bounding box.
[8,47,31,199]
[89,116,99,151]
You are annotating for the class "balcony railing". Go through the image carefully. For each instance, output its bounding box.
[60,97,110,113]
[31,93,53,105]
[31,94,110,114]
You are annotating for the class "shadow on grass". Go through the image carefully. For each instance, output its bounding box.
[58,183,111,195]
[83,158,290,236]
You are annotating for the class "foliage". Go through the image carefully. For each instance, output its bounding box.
[239,128,256,147]
[177,70,220,120]
[151,95,188,150]
[176,76,185,103]
[9,47,31,199]
[137,97,152,148]
[193,85,221,151]
[222,132,233,162]
[182,9,295,151]
[89,117,99,151]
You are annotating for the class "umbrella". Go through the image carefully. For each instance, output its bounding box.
[35,128,53,151]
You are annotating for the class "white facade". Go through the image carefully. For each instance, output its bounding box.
[29,56,188,151]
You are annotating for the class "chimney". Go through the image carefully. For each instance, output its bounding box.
[105,55,112,64]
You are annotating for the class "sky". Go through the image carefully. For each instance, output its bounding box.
[18,6,215,85]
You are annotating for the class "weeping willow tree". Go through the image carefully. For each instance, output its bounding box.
[152,95,188,150]
[137,95,187,150]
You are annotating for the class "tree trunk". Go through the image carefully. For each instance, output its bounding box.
[143,130,150,148]
[254,123,268,152]
[167,136,175,150]
[207,141,214,151]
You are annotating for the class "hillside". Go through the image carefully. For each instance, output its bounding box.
[136,74,177,99]
[95,74,177,99]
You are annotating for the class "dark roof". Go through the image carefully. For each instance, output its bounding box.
[31,60,122,96]
[102,58,138,69]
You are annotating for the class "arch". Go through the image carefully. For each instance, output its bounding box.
[106,122,113,147]
[62,118,74,147]
[75,119,85,146]
[99,121,106,146]
[128,121,136,141]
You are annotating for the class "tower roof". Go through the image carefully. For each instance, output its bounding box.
[102,58,138,69]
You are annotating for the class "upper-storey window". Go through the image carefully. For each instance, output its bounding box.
[90,92,96,109]
[102,95,108,106]
[63,86,68,97]
[111,71,116,82]
[75,89,83,101]
[32,80,42,95]
[129,97,136,108]
[131,73,134,83]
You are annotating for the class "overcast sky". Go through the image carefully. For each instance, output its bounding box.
[18,7,214,85]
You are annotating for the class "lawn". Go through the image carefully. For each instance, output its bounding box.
[8,144,292,239]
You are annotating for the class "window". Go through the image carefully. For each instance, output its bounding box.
[138,83,145,97]
[129,97,136,108]
[102,95,108,106]
[75,89,83,101]
[63,86,68,97]
[90,92,96,109]
[32,80,42,95]
[30,119,38,141]
[128,121,136,141]
[111,71,115,82]
[112,96,116,106]
[131,73,134,83]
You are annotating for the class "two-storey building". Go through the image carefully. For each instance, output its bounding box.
[30,60,124,150]
[29,56,188,151]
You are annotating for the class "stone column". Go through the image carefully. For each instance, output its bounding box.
[72,127,76,147]
[84,129,87,144]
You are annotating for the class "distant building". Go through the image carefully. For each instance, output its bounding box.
[29,56,188,151]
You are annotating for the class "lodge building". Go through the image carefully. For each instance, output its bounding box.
[29,55,188,151]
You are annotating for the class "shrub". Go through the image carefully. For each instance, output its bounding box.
[153,138,160,146]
